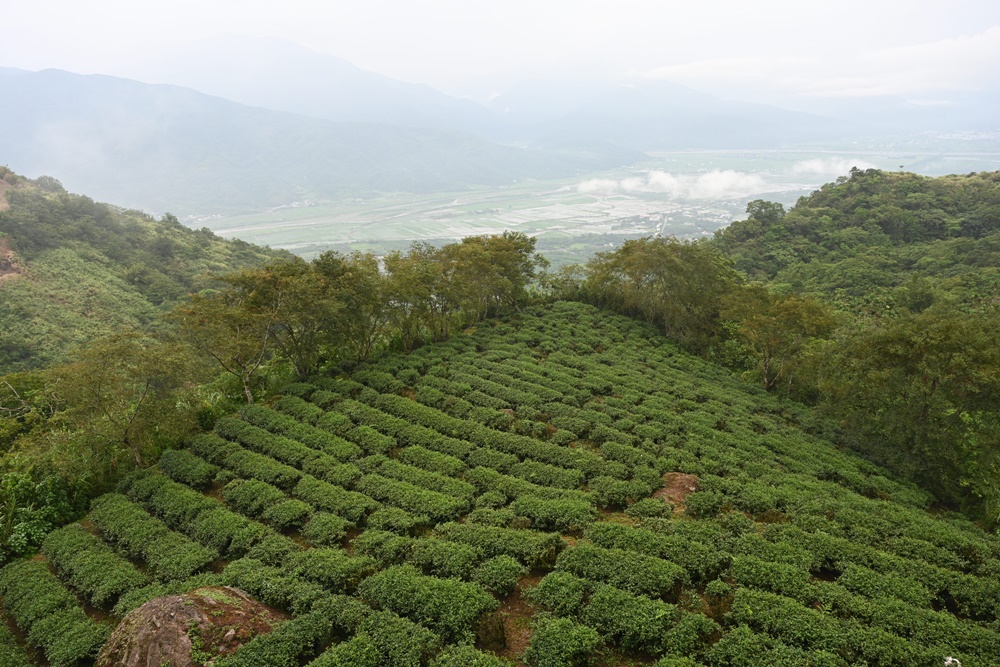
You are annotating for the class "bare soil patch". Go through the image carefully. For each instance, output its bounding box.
[654,472,699,511]
[0,236,24,282]
[486,572,543,661]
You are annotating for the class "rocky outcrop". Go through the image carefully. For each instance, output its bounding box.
[96,587,286,667]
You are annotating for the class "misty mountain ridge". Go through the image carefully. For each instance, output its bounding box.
[0,67,642,215]
[2,37,995,216]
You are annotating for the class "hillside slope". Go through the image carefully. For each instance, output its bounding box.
[0,168,283,372]
[2,302,997,666]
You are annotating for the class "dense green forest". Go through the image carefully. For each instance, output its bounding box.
[1,168,999,666]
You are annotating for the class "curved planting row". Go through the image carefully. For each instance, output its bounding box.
[2,302,1000,666]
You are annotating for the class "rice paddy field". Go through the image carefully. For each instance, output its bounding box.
[192,138,1000,267]
[3,302,999,666]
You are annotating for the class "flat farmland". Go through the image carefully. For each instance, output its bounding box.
[194,140,1000,261]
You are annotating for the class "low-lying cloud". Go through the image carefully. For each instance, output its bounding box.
[791,157,876,175]
[578,170,767,200]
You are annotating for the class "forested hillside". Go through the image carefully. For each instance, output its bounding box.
[4,303,1000,667]
[714,168,1000,312]
[0,167,283,372]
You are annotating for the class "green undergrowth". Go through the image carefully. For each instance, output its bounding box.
[1,301,998,666]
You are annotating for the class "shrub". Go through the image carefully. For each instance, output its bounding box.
[216,416,322,468]
[354,474,468,523]
[260,500,312,530]
[112,573,225,616]
[0,560,110,667]
[366,507,429,535]
[217,609,332,667]
[158,449,219,489]
[294,475,380,522]
[360,456,476,499]
[42,523,148,607]
[523,616,601,667]
[430,645,509,667]
[223,478,287,517]
[223,558,329,614]
[246,532,302,566]
[528,572,589,617]
[284,548,378,594]
[89,493,217,581]
[587,476,650,509]
[357,564,498,643]
[435,522,564,568]
[187,508,272,558]
[353,530,415,566]
[625,498,672,519]
[581,584,679,654]
[401,446,467,477]
[729,556,813,602]
[509,496,596,532]
[509,460,584,490]
[302,459,363,488]
[302,512,354,547]
[472,556,524,597]
[556,545,687,598]
[343,426,396,455]
[408,539,483,580]
[467,448,519,473]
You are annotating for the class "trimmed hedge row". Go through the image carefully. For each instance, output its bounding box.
[508,495,596,532]
[216,416,324,468]
[284,547,379,594]
[555,544,687,599]
[158,448,219,489]
[465,466,591,504]
[358,455,476,499]
[308,609,441,667]
[434,522,563,569]
[89,493,217,581]
[188,433,302,490]
[357,564,498,643]
[400,445,468,477]
[354,474,469,523]
[42,523,148,607]
[240,404,363,461]
[120,470,288,560]
[0,559,110,667]
[294,474,380,523]
[0,623,32,667]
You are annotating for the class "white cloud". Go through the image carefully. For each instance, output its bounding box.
[579,170,767,200]
[791,158,876,175]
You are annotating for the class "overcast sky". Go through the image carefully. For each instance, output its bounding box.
[2,0,998,100]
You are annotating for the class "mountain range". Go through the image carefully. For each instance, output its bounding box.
[1,36,985,215]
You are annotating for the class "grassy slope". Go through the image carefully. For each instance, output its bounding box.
[2,302,998,666]
[0,173,283,373]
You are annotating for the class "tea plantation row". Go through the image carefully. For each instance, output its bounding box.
[1,302,998,666]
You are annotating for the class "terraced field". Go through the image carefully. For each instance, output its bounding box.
[2,302,999,666]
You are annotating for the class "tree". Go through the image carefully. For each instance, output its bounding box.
[721,285,836,392]
[819,305,1000,521]
[314,251,390,363]
[220,259,342,378]
[585,237,740,352]
[12,333,198,487]
[169,289,275,403]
